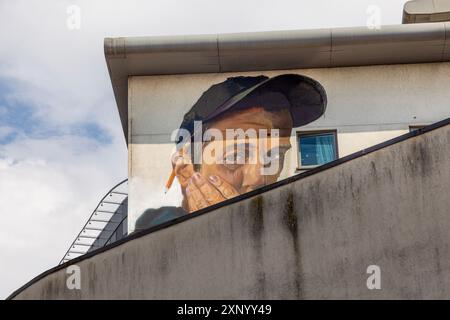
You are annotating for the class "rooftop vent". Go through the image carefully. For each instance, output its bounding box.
[403,0,450,23]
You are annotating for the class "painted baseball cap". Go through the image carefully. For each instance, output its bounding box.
[178,74,327,138]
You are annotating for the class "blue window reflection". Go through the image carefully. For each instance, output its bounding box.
[299,133,337,166]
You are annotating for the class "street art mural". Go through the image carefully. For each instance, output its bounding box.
[133,74,327,232]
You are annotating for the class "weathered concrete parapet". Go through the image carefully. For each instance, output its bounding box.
[8,119,450,299]
[403,0,450,23]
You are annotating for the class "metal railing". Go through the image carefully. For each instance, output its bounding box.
[59,179,128,265]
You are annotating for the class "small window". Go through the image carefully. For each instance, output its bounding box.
[297,131,338,169]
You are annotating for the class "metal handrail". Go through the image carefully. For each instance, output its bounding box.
[59,179,128,265]
[104,214,128,247]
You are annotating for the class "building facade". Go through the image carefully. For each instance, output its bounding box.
[115,27,450,232]
[8,0,450,299]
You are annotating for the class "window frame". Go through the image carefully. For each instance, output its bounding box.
[296,129,339,170]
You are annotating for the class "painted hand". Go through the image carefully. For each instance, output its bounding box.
[185,172,240,212]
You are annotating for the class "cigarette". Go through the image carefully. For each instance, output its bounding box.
[164,169,176,194]
[165,148,185,194]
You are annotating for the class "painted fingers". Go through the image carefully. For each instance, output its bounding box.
[185,173,239,212]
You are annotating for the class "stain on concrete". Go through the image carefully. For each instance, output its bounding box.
[386,167,394,182]
[250,196,264,239]
[43,279,54,300]
[311,179,325,223]
[407,142,420,176]
[158,250,170,276]
[281,190,303,299]
[418,142,433,176]
[370,161,377,182]
[249,195,266,299]
[434,247,442,276]
[283,191,297,237]
[87,262,96,295]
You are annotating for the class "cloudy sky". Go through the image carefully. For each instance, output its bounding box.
[0,0,408,299]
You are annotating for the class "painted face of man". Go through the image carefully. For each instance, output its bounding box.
[172,106,293,213]
[200,107,292,193]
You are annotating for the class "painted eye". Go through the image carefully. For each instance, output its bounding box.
[223,152,245,171]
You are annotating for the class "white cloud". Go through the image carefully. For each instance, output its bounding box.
[0,135,127,299]
[0,126,14,140]
[0,0,409,299]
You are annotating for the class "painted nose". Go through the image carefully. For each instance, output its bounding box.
[240,163,266,192]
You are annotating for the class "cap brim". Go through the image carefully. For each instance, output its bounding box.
[204,74,327,128]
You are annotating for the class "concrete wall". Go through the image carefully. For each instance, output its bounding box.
[11,121,450,299]
[128,62,450,232]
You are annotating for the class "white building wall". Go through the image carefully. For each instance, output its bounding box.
[128,62,450,232]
